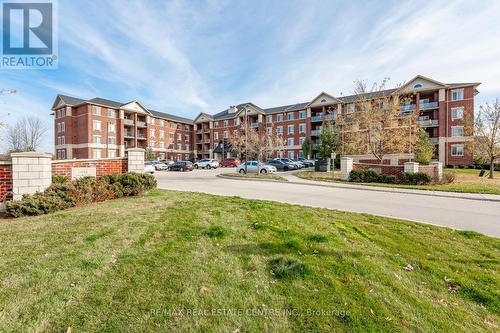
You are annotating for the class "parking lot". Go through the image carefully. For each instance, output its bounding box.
[153,167,500,237]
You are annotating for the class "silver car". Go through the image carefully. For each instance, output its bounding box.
[236,161,277,174]
[194,159,219,169]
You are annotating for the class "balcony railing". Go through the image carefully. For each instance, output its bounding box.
[430,137,439,144]
[419,101,438,110]
[418,119,439,127]
[325,114,336,120]
[196,130,202,134]
[311,115,324,122]
[400,104,416,112]
[250,122,259,128]
[124,132,134,138]
[137,121,146,128]
[124,119,134,126]
[310,129,322,136]
[137,134,147,140]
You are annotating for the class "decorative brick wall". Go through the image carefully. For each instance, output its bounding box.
[52,158,127,178]
[0,162,13,209]
[353,163,405,177]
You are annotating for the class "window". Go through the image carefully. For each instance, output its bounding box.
[159,130,164,138]
[451,126,464,137]
[451,144,464,156]
[160,119,164,127]
[169,133,174,140]
[347,104,355,113]
[150,141,156,147]
[214,121,219,128]
[107,109,116,117]
[177,133,182,141]
[169,122,174,128]
[177,144,182,150]
[299,111,306,119]
[413,83,423,89]
[299,123,306,133]
[266,127,272,135]
[299,137,305,145]
[108,137,116,145]
[108,150,116,158]
[93,120,101,131]
[287,124,294,134]
[287,113,294,121]
[288,151,294,159]
[108,123,115,132]
[185,134,190,142]
[149,129,155,137]
[57,149,66,159]
[298,151,303,158]
[223,131,228,139]
[57,136,65,145]
[214,132,219,140]
[451,89,464,101]
[223,120,228,127]
[451,107,464,120]
[266,115,272,123]
[185,125,190,131]
[92,106,101,115]
[277,114,284,122]
[93,135,101,144]
[159,142,165,149]
[277,126,283,134]
[93,149,101,159]
[287,138,294,146]
[320,99,327,103]
[57,122,65,133]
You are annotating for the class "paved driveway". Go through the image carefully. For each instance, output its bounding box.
[154,169,500,238]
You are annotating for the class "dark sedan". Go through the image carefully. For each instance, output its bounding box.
[267,159,298,171]
[169,161,194,172]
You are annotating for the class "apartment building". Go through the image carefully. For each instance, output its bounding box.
[51,75,479,166]
[51,96,194,160]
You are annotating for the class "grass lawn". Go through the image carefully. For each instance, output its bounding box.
[0,190,499,332]
[294,168,500,195]
[220,172,287,182]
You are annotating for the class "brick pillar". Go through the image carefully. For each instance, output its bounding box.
[127,148,145,173]
[430,161,443,180]
[11,152,52,200]
[340,157,353,181]
[404,162,419,174]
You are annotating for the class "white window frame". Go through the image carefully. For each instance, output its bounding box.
[108,150,116,158]
[451,126,464,138]
[160,120,164,127]
[93,120,101,131]
[347,104,355,113]
[214,132,219,140]
[108,123,116,132]
[299,123,306,133]
[150,129,155,137]
[93,135,101,144]
[108,137,116,145]
[287,124,294,134]
[93,149,101,159]
[287,138,294,146]
[266,127,272,135]
[451,89,464,101]
[299,137,305,145]
[107,109,116,118]
[451,144,464,156]
[159,142,165,149]
[159,130,165,138]
[287,151,294,159]
[277,126,283,134]
[277,114,283,122]
[223,120,228,127]
[92,106,101,115]
[299,111,306,119]
[287,113,294,121]
[223,131,228,139]
[451,107,464,120]
[266,115,272,123]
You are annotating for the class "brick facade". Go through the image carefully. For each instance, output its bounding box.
[0,162,13,203]
[353,163,405,177]
[52,158,128,178]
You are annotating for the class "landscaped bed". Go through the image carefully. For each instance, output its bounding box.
[294,169,500,195]
[220,172,288,182]
[0,190,498,332]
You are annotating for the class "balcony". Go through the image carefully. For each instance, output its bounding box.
[400,104,416,112]
[419,101,439,110]
[124,119,134,126]
[196,130,202,134]
[418,119,439,127]
[430,137,439,144]
[204,139,211,143]
[250,122,259,128]
[310,129,322,136]
[137,134,147,140]
[204,128,210,133]
[311,115,324,122]
[137,121,146,128]
[325,114,336,121]
[124,132,134,139]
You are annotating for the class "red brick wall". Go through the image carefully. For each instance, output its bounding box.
[0,163,13,202]
[418,165,438,178]
[52,158,127,178]
[353,163,405,177]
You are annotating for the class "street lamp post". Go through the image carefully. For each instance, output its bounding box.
[245,107,248,174]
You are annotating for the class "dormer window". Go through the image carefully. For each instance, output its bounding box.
[414,83,423,89]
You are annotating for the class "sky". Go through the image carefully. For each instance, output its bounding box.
[1,0,500,153]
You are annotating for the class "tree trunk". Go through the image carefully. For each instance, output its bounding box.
[490,157,495,179]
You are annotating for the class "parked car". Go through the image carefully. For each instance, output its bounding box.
[236,161,277,174]
[150,161,169,171]
[274,158,304,169]
[159,160,175,168]
[194,159,219,169]
[267,159,298,171]
[169,161,194,172]
[219,158,241,167]
[296,158,315,167]
[144,163,155,174]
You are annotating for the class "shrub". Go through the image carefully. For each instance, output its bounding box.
[349,170,396,184]
[438,172,456,185]
[399,172,432,185]
[52,176,68,184]
[5,172,157,217]
[378,174,397,184]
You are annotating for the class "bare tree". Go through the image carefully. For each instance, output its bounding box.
[228,128,286,162]
[4,117,47,152]
[474,99,500,178]
[338,80,418,163]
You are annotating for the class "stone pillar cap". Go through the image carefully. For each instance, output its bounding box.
[10,151,53,158]
[126,148,145,152]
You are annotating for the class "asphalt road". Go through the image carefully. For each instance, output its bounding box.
[154,168,500,238]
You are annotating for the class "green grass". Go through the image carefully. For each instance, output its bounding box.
[220,172,288,182]
[295,169,500,195]
[0,190,499,332]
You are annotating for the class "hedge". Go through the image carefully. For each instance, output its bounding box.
[5,172,157,218]
[349,170,432,185]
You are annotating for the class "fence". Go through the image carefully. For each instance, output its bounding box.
[0,149,145,211]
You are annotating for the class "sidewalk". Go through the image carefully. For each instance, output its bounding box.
[280,173,500,202]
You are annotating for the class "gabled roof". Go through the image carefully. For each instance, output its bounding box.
[51,94,86,109]
[307,91,343,107]
[149,110,194,124]
[88,97,123,108]
[338,88,398,103]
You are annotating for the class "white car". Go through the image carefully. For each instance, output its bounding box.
[194,159,219,169]
[236,161,277,174]
[144,163,155,174]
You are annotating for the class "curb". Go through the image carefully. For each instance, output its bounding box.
[216,174,288,183]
